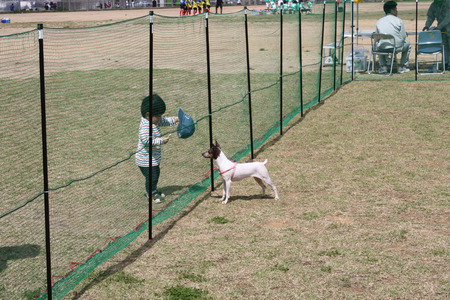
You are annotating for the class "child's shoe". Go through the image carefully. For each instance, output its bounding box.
[152,193,162,203]
[152,191,166,203]
[156,190,166,200]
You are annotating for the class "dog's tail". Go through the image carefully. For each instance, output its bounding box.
[262,159,268,165]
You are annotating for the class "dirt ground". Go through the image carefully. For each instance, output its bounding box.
[0,5,259,35]
[0,2,431,36]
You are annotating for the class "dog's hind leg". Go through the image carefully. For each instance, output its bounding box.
[270,184,280,200]
[254,177,267,197]
[262,176,280,201]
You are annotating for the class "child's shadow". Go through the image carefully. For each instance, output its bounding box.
[0,244,41,273]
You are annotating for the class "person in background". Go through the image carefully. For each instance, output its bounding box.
[180,0,186,15]
[306,0,312,13]
[186,0,192,15]
[292,0,299,12]
[192,0,198,15]
[422,0,450,70]
[375,1,411,74]
[215,0,223,14]
[10,3,14,11]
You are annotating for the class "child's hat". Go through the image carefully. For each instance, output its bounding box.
[177,108,195,139]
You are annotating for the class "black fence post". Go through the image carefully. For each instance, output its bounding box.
[280,8,283,136]
[333,0,338,91]
[318,0,326,102]
[299,5,304,117]
[340,0,346,86]
[205,12,214,191]
[351,0,354,80]
[149,11,153,240]
[244,7,254,159]
[38,23,53,300]
[415,0,418,81]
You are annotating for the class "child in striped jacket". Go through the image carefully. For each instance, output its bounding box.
[136,94,179,203]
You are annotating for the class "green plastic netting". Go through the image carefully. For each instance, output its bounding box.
[4,7,339,299]
[5,2,447,298]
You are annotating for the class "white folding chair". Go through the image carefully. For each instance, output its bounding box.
[367,33,396,76]
[416,30,445,75]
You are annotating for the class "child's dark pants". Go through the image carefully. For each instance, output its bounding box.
[139,165,160,196]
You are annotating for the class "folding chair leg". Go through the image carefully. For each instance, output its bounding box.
[388,53,395,76]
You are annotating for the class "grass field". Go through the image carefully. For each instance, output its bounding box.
[68,80,449,299]
[1,2,449,299]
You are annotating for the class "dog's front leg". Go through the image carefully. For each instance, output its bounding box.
[220,179,226,201]
[222,179,231,204]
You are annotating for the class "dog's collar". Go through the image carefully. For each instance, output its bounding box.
[219,162,238,180]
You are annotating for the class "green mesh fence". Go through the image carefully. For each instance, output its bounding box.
[2,3,447,300]
[0,31,48,300]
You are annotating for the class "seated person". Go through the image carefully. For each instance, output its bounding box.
[375,1,411,73]
[270,0,278,13]
[306,0,312,13]
[300,1,305,12]
[292,0,299,11]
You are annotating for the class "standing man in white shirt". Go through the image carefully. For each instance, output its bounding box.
[376,1,411,74]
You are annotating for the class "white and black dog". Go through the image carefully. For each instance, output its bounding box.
[202,141,280,204]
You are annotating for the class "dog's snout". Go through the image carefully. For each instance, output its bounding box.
[202,151,211,158]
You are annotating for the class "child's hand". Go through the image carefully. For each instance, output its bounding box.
[162,134,172,144]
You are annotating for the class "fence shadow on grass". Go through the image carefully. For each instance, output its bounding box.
[71,191,212,299]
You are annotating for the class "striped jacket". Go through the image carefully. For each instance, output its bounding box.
[136,116,177,167]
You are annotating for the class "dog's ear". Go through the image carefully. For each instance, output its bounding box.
[215,141,220,148]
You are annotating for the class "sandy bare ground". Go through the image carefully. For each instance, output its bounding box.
[0,2,431,36]
[1,5,262,35]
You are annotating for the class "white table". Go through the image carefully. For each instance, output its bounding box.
[344,30,418,38]
[323,31,418,67]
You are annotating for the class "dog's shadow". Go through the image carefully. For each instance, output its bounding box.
[210,192,273,204]
[210,175,277,203]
